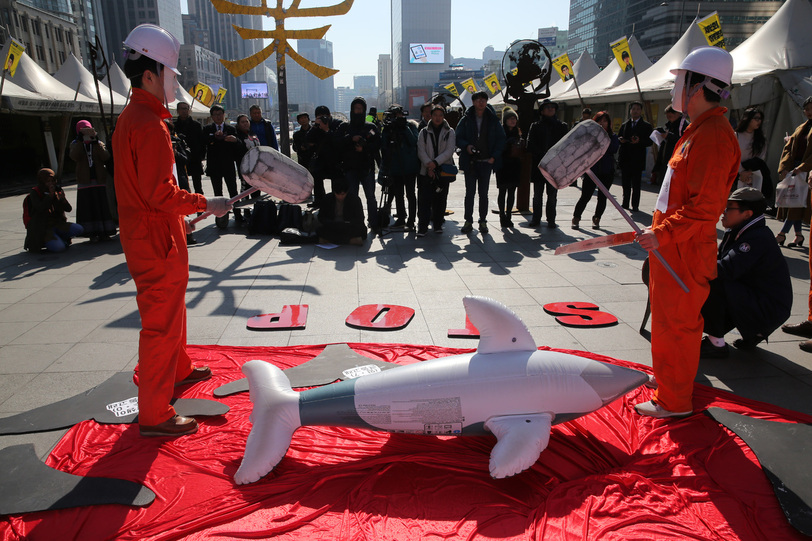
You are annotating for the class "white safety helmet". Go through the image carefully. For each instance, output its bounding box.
[123,24,181,75]
[669,46,733,113]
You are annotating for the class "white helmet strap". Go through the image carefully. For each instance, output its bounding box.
[691,74,730,100]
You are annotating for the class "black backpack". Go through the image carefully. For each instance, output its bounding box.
[247,200,278,235]
[276,203,303,234]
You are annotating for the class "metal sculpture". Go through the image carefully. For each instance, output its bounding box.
[211,0,354,154]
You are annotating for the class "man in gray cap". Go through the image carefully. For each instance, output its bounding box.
[699,187,792,358]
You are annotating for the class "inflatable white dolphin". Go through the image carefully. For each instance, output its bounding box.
[234,296,648,484]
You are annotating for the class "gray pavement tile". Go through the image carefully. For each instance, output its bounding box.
[0,373,37,409]
[45,342,136,373]
[2,320,55,344]
[698,375,812,416]
[186,316,232,342]
[23,286,94,304]
[466,288,539,307]
[0,302,70,322]
[0,288,39,303]
[221,332,292,347]
[286,333,360,347]
[566,323,652,351]
[0,371,116,412]
[0,343,72,373]
[525,286,599,306]
[46,299,130,322]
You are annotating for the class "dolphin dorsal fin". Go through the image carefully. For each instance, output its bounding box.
[463,296,537,355]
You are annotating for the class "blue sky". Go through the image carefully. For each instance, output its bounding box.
[180,0,571,87]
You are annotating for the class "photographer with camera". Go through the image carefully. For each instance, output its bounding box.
[342,97,381,229]
[69,120,116,242]
[307,105,347,208]
[417,105,456,236]
[455,91,506,234]
[24,168,84,252]
[380,104,420,230]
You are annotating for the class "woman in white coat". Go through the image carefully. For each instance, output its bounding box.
[416,105,457,236]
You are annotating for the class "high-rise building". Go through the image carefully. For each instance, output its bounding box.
[568,0,783,69]
[72,0,108,74]
[334,86,352,115]
[391,0,451,109]
[286,39,335,114]
[183,0,266,111]
[377,53,393,108]
[353,74,376,108]
[177,44,222,94]
[102,0,183,67]
[537,26,568,60]
[0,0,81,73]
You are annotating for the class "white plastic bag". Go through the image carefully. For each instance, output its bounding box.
[775,172,809,208]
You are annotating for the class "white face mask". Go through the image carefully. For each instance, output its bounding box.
[161,66,178,107]
[671,70,689,114]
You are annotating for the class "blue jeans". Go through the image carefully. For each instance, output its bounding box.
[44,223,84,252]
[463,161,492,223]
[346,169,378,227]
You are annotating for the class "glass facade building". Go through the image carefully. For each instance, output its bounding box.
[568,0,783,68]
[391,0,451,107]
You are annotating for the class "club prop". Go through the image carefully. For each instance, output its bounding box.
[539,120,689,293]
[190,146,314,226]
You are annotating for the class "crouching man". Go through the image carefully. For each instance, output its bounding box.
[700,188,792,358]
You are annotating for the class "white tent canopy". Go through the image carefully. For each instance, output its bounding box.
[730,0,812,84]
[589,20,709,103]
[549,50,601,100]
[103,63,131,97]
[555,36,653,104]
[8,51,99,112]
[54,54,129,113]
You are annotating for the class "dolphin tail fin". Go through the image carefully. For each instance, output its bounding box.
[484,413,553,479]
[234,360,301,485]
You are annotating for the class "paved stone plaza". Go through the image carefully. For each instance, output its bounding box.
[1,178,810,459]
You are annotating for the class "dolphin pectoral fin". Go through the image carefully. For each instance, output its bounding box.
[463,296,537,355]
[484,413,553,479]
[234,360,301,485]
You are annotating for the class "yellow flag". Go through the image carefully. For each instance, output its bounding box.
[484,73,501,95]
[3,39,25,78]
[215,87,227,104]
[461,78,478,94]
[609,37,634,72]
[698,12,726,49]
[189,83,215,107]
[443,82,459,97]
[552,53,574,82]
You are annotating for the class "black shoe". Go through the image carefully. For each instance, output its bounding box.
[621,205,630,210]
[547,221,558,229]
[800,340,812,353]
[527,221,540,227]
[700,336,729,359]
[782,320,812,338]
[733,335,764,350]
[632,207,640,212]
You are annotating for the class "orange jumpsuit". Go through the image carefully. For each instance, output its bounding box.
[650,107,740,413]
[113,88,208,426]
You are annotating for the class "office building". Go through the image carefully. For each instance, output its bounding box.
[286,39,335,114]
[391,0,451,108]
[377,53,393,108]
[102,0,183,66]
[184,0,265,111]
[538,26,568,60]
[0,0,81,73]
[353,74,376,108]
[72,0,108,74]
[177,44,222,94]
[334,86,352,115]
[568,0,783,68]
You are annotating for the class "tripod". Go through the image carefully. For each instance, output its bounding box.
[375,178,395,239]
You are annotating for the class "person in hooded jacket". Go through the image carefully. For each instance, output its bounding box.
[417,105,456,236]
[343,97,381,229]
[455,91,506,234]
[526,99,568,228]
[307,105,347,209]
[70,120,116,242]
[380,104,420,229]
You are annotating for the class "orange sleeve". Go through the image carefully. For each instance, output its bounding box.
[133,120,206,216]
[654,120,740,248]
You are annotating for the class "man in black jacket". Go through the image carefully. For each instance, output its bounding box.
[699,188,792,357]
[203,104,241,220]
[617,101,653,211]
[526,99,568,228]
[306,105,347,209]
[292,112,316,170]
[343,97,381,229]
[174,102,206,194]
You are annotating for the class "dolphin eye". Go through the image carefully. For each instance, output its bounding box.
[525,419,531,423]
[512,337,517,342]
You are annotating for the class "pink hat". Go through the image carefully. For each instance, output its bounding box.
[76,120,92,134]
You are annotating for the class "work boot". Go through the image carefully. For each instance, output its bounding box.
[479,220,488,234]
[782,320,812,338]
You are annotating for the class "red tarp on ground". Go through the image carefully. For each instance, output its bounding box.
[1,343,809,541]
